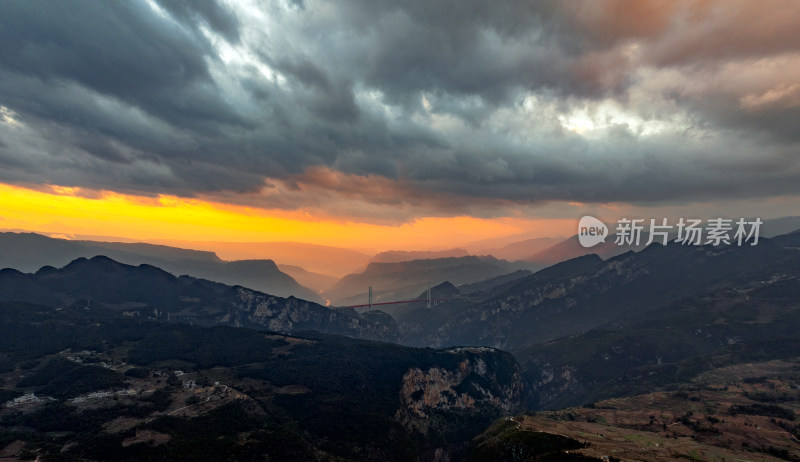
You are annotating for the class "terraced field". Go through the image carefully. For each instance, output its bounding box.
[467,359,800,461]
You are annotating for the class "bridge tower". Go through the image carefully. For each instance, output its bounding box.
[368,286,373,311]
[426,287,432,309]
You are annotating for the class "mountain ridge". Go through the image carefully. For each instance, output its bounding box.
[0,232,322,303]
[0,255,399,343]
[324,255,540,309]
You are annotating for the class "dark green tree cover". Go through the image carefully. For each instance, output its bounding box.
[0,301,520,461]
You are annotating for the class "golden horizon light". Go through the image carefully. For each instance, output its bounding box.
[0,182,575,254]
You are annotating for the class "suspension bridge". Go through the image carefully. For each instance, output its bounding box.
[340,286,448,310]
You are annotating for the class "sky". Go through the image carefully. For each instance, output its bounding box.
[0,0,799,251]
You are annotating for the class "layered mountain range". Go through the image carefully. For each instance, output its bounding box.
[0,255,399,343]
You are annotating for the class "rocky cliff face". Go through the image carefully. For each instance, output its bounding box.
[393,348,523,460]
[224,286,401,342]
[401,241,791,351]
[0,256,401,343]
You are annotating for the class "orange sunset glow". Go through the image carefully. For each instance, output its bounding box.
[0,182,574,253]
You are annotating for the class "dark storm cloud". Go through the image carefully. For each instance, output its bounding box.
[0,0,798,220]
[156,0,241,43]
[274,56,360,123]
[295,0,615,109]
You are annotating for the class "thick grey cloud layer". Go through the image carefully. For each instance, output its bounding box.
[0,0,798,219]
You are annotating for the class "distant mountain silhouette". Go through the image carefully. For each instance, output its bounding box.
[0,232,322,303]
[0,256,399,342]
[323,255,539,308]
[479,237,561,261]
[158,240,373,277]
[277,264,338,294]
[526,233,636,264]
[526,216,800,266]
[369,248,470,263]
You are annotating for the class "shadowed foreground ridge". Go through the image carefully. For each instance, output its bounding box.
[0,255,399,343]
[0,298,522,461]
